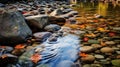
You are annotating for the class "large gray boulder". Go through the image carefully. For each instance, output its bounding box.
[26,15,50,29]
[0,10,32,45]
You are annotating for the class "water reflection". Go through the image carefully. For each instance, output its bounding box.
[73,2,120,17]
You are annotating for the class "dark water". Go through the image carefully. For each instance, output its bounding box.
[73,2,120,18]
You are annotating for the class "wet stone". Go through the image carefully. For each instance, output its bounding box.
[95,50,101,54]
[91,64,103,67]
[117,45,120,48]
[116,51,120,54]
[80,46,94,53]
[100,47,114,53]
[91,44,102,49]
[105,41,116,45]
[112,47,119,51]
[94,54,104,59]
[88,40,100,44]
[83,64,91,67]
[111,59,120,67]
[99,60,110,64]
[81,55,95,63]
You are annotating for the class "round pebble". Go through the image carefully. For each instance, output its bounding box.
[100,47,114,53]
[80,46,94,53]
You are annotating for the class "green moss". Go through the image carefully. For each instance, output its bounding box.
[111,59,120,67]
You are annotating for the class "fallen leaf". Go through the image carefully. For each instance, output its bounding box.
[31,53,42,63]
[15,44,26,49]
[80,52,88,57]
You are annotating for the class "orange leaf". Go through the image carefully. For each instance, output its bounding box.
[31,53,42,63]
[80,53,88,57]
[93,20,99,23]
[15,44,26,49]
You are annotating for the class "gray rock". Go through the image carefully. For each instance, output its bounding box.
[48,36,58,42]
[26,15,50,29]
[50,9,63,16]
[33,32,52,42]
[44,24,61,32]
[0,10,32,45]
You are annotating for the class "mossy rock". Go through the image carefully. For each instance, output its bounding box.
[111,59,120,67]
[88,40,100,44]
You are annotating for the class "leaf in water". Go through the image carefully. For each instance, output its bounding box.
[30,53,42,63]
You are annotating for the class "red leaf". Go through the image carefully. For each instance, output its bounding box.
[109,32,116,37]
[83,37,89,42]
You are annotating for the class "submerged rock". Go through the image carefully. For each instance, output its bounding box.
[33,32,52,42]
[44,24,61,32]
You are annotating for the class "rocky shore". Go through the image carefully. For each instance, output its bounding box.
[0,0,120,67]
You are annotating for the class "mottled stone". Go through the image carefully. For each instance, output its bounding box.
[91,64,103,67]
[94,54,104,59]
[81,55,95,63]
[111,60,120,67]
[112,47,119,51]
[116,51,120,54]
[91,44,102,49]
[105,41,115,45]
[100,47,114,53]
[83,64,91,67]
[80,46,94,53]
